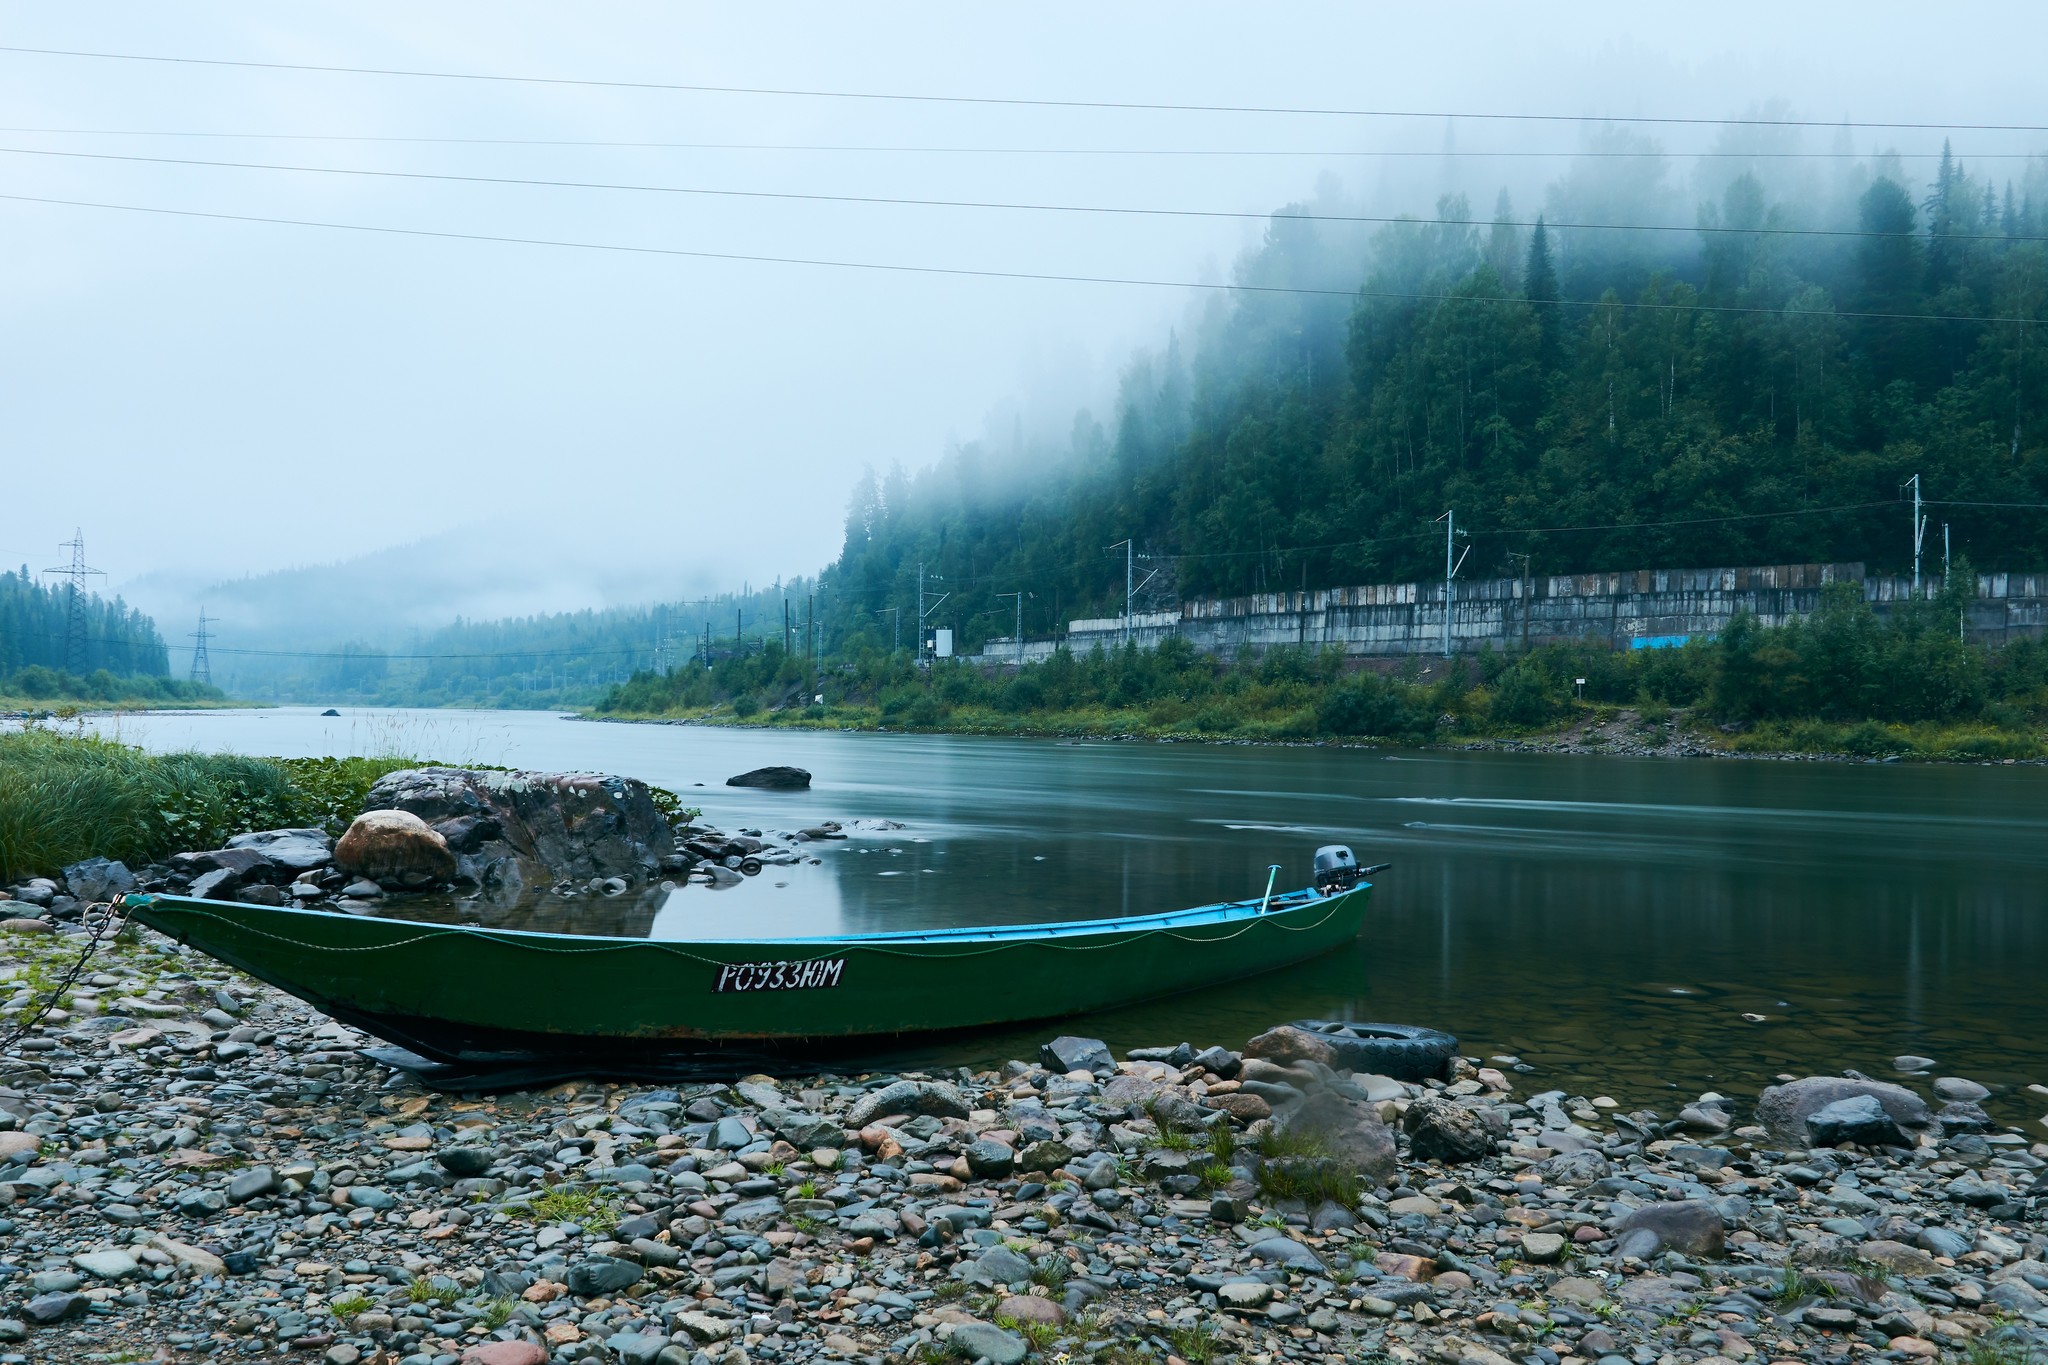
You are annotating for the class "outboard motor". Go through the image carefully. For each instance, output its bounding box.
[1313,844,1362,895]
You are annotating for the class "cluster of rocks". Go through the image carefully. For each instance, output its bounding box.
[0,767,885,930]
[2,933,2045,1365]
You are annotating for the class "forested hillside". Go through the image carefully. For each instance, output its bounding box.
[822,144,2048,654]
[0,568,214,703]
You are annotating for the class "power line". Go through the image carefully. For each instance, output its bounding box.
[2,126,2038,159]
[13,143,2047,245]
[6,191,2045,329]
[4,44,2045,133]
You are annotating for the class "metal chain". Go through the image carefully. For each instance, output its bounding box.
[0,901,126,1051]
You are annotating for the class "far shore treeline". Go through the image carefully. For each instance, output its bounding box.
[597,149,2048,756]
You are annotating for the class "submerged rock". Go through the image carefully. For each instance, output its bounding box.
[725,766,812,790]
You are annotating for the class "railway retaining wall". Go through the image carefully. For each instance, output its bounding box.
[966,562,2048,665]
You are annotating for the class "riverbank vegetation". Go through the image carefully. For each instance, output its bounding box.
[0,729,418,883]
[595,582,2048,761]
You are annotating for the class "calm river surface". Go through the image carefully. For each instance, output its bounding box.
[88,707,2048,1129]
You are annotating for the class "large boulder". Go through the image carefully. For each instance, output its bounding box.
[333,810,457,886]
[1275,1089,1398,1185]
[359,767,674,898]
[1402,1095,1494,1164]
[1754,1077,1937,1148]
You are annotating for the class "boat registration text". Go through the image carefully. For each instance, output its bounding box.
[714,958,847,993]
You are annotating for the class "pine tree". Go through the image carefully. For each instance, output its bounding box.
[1524,215,1560,368]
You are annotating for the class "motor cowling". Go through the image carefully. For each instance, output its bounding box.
[1313,844,1362,894]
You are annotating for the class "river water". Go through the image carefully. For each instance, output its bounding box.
[85,707,2048,1129]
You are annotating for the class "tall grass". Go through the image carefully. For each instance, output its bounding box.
[0,730,420,884]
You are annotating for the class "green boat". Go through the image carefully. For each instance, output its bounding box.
[120,846,1381,1064]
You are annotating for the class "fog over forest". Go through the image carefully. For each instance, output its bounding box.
[3,5,2045,695]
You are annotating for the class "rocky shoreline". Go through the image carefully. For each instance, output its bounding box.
[2,906,2045,1365]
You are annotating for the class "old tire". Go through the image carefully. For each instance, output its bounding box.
[1289,1020,1459,1082]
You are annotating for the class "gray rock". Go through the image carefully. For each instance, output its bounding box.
[1066,1151,1119,1190]
[711,1116,753,1150]
[964,1246,1035,1288]
[188,867,242,900]
[71,1249,138,1280]
[1040,1035,1114,1076]
[1754,1076,1935,1147]
[1935,1100,1993,1134]
[608,1331,670,1365]
[1017,1139,1073,1172]
[725,766,811,790]
[949,1322,1028,1365]
[1401,1095,1493,1164]
[1193,1045,1241,1079]
[1612,1199,1726,1260]
[435,1147,495,1176]
[362,765,674,898]
[1933,1076,1990,1102]
[1534,1149,1613,1186]
[60,856,135,903]
[1277,1089,1398,1184]
[761,1106,843,1149]
[844,1079,970,1127]
[722,1196,783,1228]
[1805,1094,1909,1148]
[345,1186,395,1210]
[227,1165,280,1204]
[566,1256,644,1296]
[964,1139,1016,1179]
[223,828,334,873]
[1246,1236,1324,1269]
[1220,1279,1277,1309]
[1894,1055,1936,1071]
[22,1292,85,1325]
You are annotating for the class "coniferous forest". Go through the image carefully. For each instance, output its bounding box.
[0,568,215,704]
[821,145,2048,653]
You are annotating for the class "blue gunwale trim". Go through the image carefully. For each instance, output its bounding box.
[126,882,1369,949]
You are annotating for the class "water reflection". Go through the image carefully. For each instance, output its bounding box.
[82,708,2048,1124]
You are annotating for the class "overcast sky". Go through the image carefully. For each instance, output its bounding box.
[5,2,2044,630]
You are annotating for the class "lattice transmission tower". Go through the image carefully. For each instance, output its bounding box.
[42,529,104,673]
[190,610,218,685]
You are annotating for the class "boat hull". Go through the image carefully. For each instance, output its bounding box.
[122,887,1371,1062]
